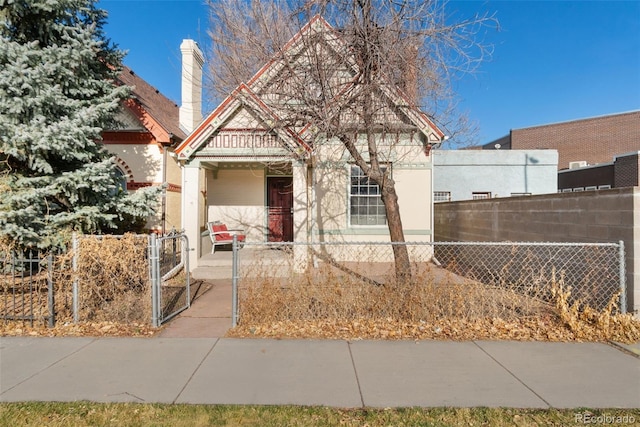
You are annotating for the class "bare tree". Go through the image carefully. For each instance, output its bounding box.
[206,0,495,283]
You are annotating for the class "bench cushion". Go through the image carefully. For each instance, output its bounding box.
[210,223,246,243]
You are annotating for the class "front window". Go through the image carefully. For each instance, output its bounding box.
[350,165,387,226]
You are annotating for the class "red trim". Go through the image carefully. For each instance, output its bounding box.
[114,157,135,181]
[237,84,312,152]
[166,183,182,193]
[125,181,181,193]
[175,90,239,156]
[216,128,269,132]
[102,131,155,144]
[176,14,444,159]
[127,181,154,190]
[248,15,334,87]
[123,98,172,144]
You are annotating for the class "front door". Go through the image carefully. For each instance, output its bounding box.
[267,177,294,242]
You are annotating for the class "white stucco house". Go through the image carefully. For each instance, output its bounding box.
[433,149,559,202]
[174,16,445,271]
[103,67,185,234]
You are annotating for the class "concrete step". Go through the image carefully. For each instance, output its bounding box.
[192,266,232,280]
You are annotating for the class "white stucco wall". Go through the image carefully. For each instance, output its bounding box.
[108,144,163,183]
[312,136,433,243]
[206,167,266,242]
[433,149,558,201]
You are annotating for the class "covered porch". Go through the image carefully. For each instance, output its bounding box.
[182,157,311,272]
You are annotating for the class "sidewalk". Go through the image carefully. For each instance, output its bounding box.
[1,337,639,408]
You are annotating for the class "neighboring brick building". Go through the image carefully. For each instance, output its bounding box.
[483,111,640,170]
[483,111,640,191]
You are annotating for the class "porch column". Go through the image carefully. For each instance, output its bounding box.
[292,159,309,271]
[182,162,202,272]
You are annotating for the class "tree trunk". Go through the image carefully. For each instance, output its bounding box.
[381,181,412,285]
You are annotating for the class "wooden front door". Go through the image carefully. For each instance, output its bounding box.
[267,177,294,242]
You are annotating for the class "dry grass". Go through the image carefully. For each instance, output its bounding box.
[54,234,151,324]
[230,258,640,343]
[1,235,152,328]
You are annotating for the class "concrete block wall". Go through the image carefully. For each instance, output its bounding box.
[434,188,640,314]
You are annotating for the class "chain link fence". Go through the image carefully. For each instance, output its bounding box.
[1,231,192,328]
[231,240,626,326]
[150,231,190,327]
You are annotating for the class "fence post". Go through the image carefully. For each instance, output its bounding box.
[232,234,238,327]
[618,240,627,314]
[47,253,55,328]
[150,233,159,327]
[184,234,191,309]
[72,233,79,323]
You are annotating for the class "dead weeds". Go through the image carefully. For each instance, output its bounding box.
[0,320,159,337]
[229,262,640,344]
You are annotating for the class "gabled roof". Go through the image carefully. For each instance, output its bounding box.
[118,66,186,143]
[177,83,311,159]
[176,15,444,160]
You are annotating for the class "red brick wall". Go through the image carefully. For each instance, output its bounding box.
[511,111,640,170]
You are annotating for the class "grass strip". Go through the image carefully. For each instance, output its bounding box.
[1,403,638,427]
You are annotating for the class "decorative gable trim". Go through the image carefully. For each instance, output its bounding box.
[175,84,311,160]
[176,14,445,161]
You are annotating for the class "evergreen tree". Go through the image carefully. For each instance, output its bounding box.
[0,0,159,250]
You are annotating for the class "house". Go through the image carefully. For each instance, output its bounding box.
[433,149,558,202]
[173,17,445,270]
[102,67,186,234]
[482,111,640,192]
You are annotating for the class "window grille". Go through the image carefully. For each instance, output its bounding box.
[350,165,387,226]
[434,191,451,202]
[472,192,491,200]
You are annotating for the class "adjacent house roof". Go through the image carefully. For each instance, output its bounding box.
[175,15,444,160]
[117,66,186,144]
[482,111,640,170]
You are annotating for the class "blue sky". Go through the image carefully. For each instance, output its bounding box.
[100,0,640,145]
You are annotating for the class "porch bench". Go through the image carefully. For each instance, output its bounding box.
[207,222,246,253]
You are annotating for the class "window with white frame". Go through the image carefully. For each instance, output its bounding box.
[350,165,387,226]
[472,192,491,200]
[434,191,451,202]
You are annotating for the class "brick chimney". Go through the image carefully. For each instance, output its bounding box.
[179,39,204,134]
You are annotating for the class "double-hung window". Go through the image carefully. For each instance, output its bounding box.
[350,165,387,226]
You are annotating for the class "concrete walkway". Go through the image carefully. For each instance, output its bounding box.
[1,337,638,408]
[157,279,232,338]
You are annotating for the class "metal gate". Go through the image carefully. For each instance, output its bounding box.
[1,250,55,327]
[149,231,190,327]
